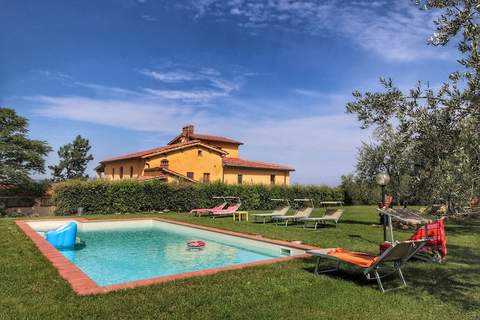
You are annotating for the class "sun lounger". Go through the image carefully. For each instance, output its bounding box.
[210,203,241,219]
[301,209,344,229]
[190,202,227,216]
[379,208,435,226]
[273,207,313,226]
[380,218,447,263]
[307,240,427,292]
[252,200,291,224]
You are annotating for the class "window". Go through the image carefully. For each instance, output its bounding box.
[197,150,203,156]
[119,167,124,179]
[237,174,243,185]
[203,173,210,183]
[270,174,276,185]
[187,172,194,180]
[112,168,115,179]
[160,159,169,168]
[129,166,134,178]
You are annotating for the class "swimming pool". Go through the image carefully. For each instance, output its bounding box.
[19,218,312,294]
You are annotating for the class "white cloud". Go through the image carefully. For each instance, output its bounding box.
[292,89,332,98]
[141,14,157,22]
[187,0,451,62]
[37,65,243,104]
[142,88,228,102]
[37,70,73,82]
[139,66,243,102]
[73,82,141,97]
[139,70,196,83]
[32,96,194,132]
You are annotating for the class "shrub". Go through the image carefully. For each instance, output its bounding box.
[52,179,344,215]
[0,180,51,215]
[340,174,380,205]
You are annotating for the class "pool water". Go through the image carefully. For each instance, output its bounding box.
[59,226,285,286]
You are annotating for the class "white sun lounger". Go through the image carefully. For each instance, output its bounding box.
[252,199,291,223]
[301,209,344,229]
[273,207,313,226]
[253,206,290,223]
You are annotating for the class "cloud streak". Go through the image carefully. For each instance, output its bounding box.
[139,70,196,83]
[186,0,450,62]
[139,66,243,103]
[142,88,228,102]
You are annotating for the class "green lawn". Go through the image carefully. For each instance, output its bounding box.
[1,206,479,319]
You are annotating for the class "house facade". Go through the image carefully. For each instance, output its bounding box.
[95,125,294,185]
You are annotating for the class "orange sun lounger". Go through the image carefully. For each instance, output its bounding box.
[308,240,427,292]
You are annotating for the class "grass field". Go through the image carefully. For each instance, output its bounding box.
[1,206,479,320]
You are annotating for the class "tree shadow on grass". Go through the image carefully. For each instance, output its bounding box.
[302,224,338,231]
[301,244,480,313]
[406,263,480,312]
[444,218,480,236]
[347,234,382,245]
[340,219,378,226]
[391,243,479,312]
[301,259,393,291]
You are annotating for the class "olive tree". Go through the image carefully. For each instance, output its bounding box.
[347,1,480,211]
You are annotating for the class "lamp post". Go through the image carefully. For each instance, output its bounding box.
[376,172,391,241]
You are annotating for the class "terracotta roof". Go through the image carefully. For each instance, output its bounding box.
[137,175,167,181]
[143,167,197,183]
[168,133,243,145]
[100,140,226,163]
[190,134,243,145]
[223,157,295,171]
[162,168,197,183]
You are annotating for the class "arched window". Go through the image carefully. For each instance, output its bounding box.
[112,168,115,179]
[160,159,169,169]
[130,166,134,178]
[119,166,124,179]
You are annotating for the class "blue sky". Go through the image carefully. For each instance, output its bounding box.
[1,0,456,185]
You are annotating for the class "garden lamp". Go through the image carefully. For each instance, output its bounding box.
[376,172,390,241]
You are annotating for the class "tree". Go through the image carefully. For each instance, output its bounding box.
[0,108,51,186]
[340,174,379,205]
[49,135,94,181]
[346,1,480,211]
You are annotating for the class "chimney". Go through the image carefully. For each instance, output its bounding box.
[182,125,194,137]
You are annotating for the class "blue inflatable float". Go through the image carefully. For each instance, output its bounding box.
[45,222,77,249]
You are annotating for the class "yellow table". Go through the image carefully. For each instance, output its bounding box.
[233,211,249,222]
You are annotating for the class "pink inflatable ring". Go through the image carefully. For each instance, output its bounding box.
[187,240,206,248]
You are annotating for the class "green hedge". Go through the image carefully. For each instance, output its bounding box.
[53,180,344,215]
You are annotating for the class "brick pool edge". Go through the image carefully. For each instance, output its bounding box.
[16,217,317,295]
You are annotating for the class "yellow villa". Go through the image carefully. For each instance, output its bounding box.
[95,125,294,185]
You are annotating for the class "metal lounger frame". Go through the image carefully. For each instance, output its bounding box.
[274,207,313,226]
[302,210,344,230]
[253,205,291,224]
[310,240,427,293]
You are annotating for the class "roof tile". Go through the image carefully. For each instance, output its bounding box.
[223,157,294,171]
[189,134,243,145]
[100,140,223,163]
